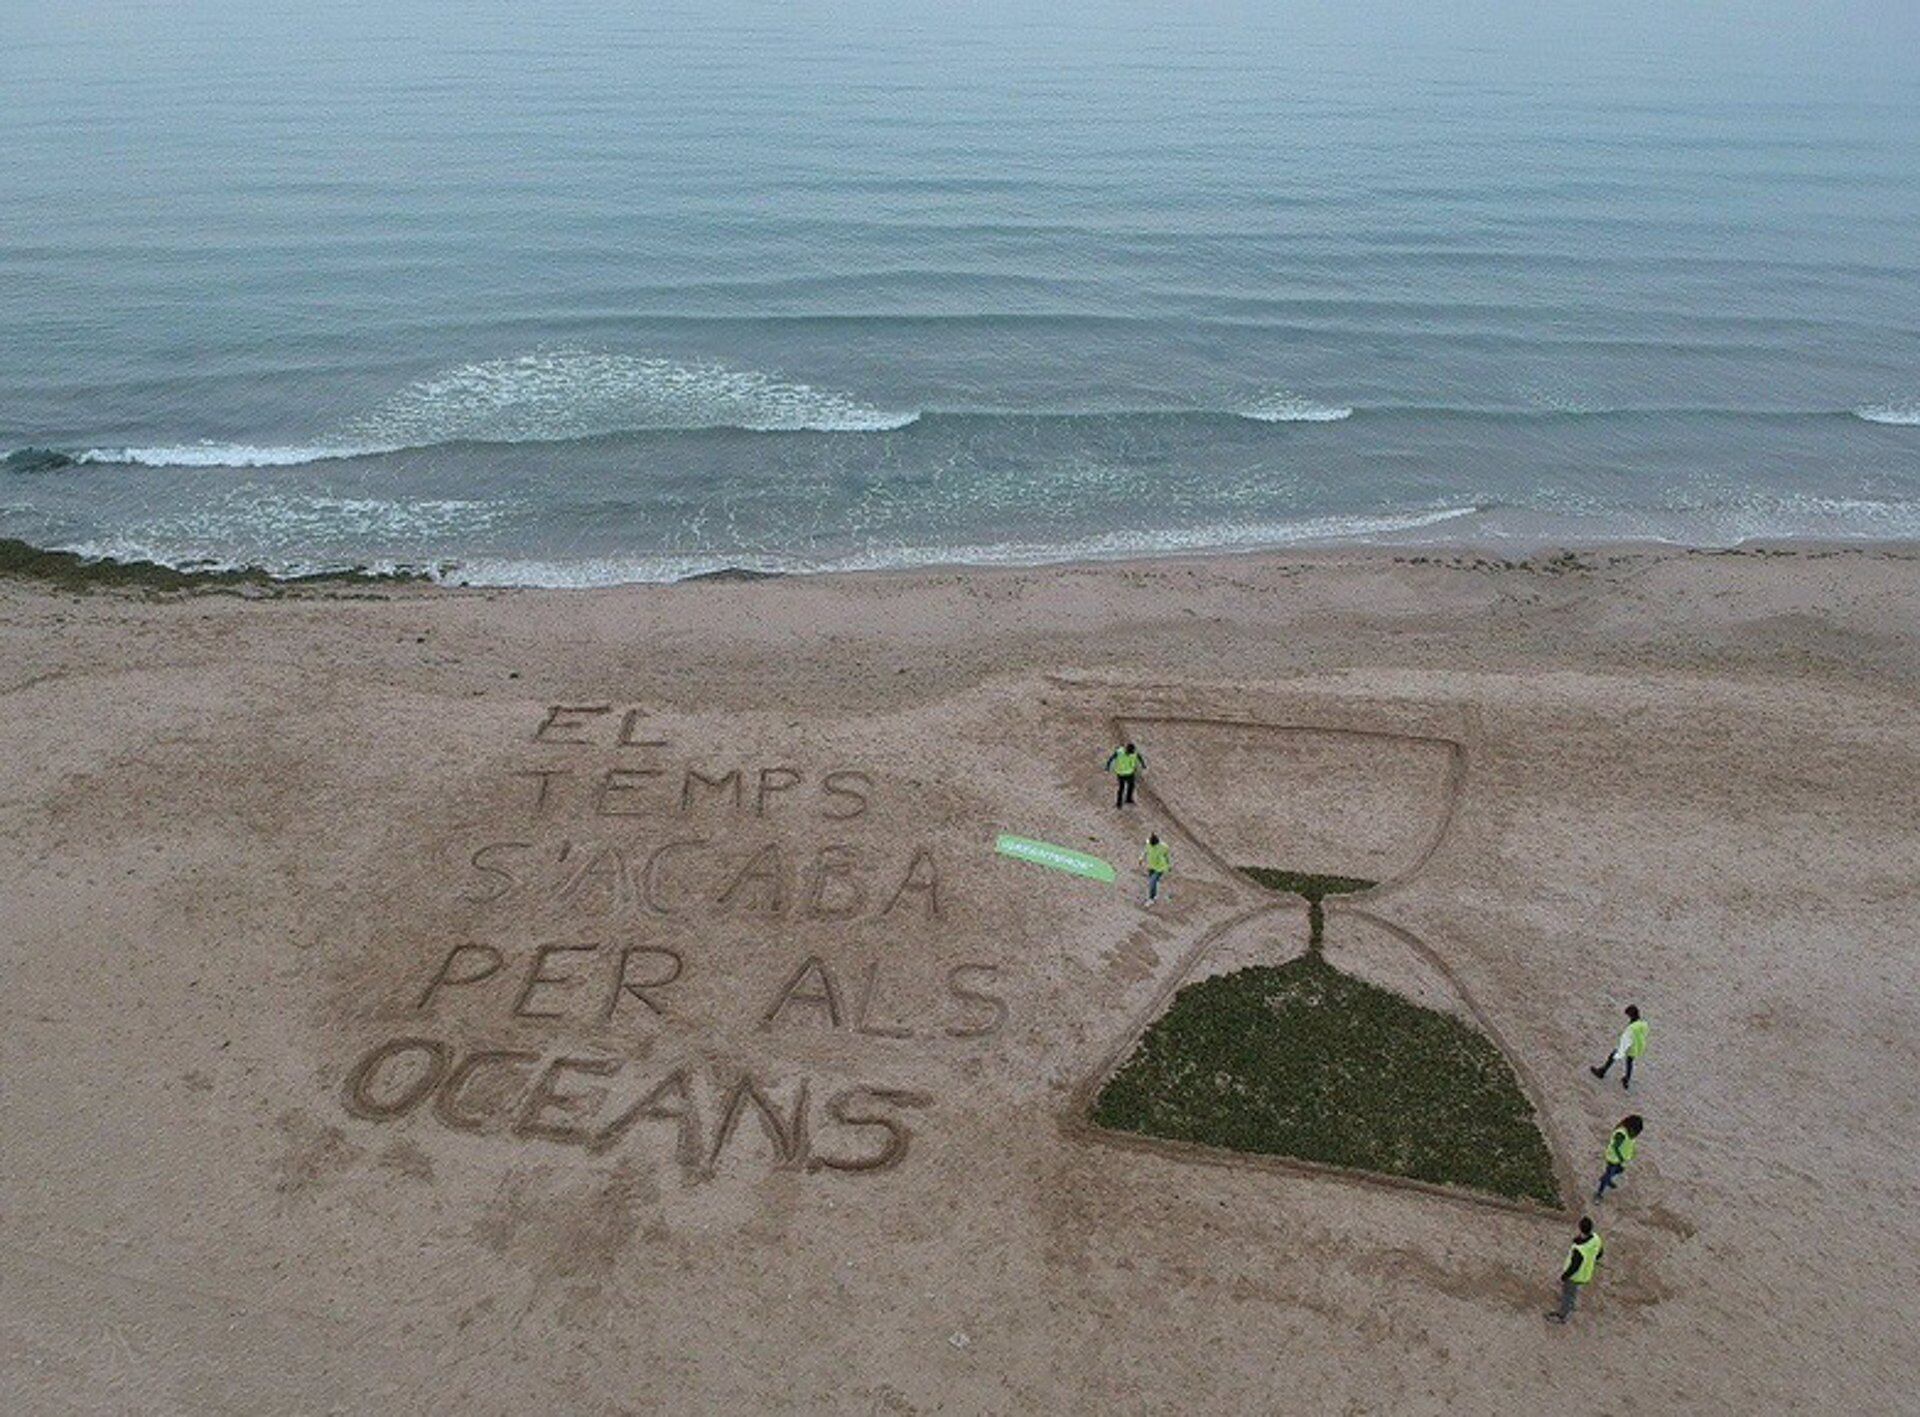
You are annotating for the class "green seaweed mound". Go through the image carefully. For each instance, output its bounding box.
[1093,953,1560,1206]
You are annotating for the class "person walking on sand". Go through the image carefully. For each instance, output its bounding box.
[1594,1115,1644,1201]
[1139,833,1171,906]
[1106,742,1144,808]
[1547,1217,1604,1324]
[1590,1005,1648,1089]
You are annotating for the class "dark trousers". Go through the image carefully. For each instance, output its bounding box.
[1595,1162,1625,1199]
[1595,1053,1635,1087]
[1556,1279,1581,1320]
[1115,773,1137,807]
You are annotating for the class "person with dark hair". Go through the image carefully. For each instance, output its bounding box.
[1590,1004,1648,1089]
[1105,741,1144,808]
[1594,1115,1644,1200]
[1548,1217,1605,1324]
[1139,833,1171,906]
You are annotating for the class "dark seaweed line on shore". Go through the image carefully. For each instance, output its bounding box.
[0,536,432,594]
[0,536,796,593]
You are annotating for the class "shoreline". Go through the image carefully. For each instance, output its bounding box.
[6,528,1918,598]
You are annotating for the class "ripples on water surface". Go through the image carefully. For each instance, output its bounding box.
[2,1,1917,579]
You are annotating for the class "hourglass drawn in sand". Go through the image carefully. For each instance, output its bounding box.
[1077,714,1567,1211]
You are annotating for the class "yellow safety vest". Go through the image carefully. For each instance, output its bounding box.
[1606,1127,1637,1167]
[1568,1233,1604,1285]
[1624,1019,1648,1058]
[1145,842,1171,873]
[1111,749,1140,776]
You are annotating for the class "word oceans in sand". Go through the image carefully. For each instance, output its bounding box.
[345,1039,932,1176]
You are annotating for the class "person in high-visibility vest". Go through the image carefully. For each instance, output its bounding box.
[1589,1004,1648,1090]
[1106,742,1145,808]
[1548,1216,1605,1324]
[1139,833,1172,906]
[1594,1114,1644,1200]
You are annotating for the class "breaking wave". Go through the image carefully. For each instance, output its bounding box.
[1237,391,1354,423]
[1853,402,1920,426]
[65,351,920,468]
[31,389,1920,473]
[77,442,405,469]
[344,350,920,443]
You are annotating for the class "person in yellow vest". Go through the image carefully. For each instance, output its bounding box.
[1139,834,1171,905]
[1594,1114,1644,1200]
[1548,1216,1605,1324]
[1589,1004,1648,1090]
[1106,742,1145,808]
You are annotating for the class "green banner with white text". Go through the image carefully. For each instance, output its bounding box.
[994,834,1116,883]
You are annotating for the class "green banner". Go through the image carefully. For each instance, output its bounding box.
[995,834,1116,883]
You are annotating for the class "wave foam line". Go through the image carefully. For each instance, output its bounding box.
[433,506,1480,587]
[346,350,920,444]
[67,351,920,468]
[77,442,407,469]
[1237,392,1354,423]
[48,396,1912,472]
[1854,402,1920,426]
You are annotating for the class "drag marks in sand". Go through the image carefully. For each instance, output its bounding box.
[327,698,1560,1210]
[335,702,1007,1183]
[1077,714,1566,1213]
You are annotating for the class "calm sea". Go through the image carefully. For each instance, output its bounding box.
[3,1,1917,581]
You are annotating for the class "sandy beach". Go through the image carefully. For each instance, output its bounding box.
[3,542,1918,1414]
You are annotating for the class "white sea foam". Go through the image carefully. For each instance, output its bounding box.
[1481,489,1920,548]
[347,350,920,445]
[56,493,506,575]
[431,506,1479,587]
[1853,402,1920,426]
[77,442,406,468]
[1705,494,1920,542]
[70,351,919,468]
[1237,391,1354,423]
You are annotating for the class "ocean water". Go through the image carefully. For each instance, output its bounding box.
[2,0,1917,582]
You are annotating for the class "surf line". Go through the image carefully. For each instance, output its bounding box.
[995,833,1115,884]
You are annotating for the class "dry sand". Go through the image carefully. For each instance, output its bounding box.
[2,543,1917,1414]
